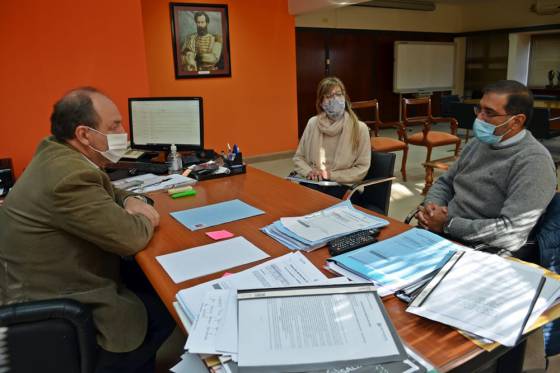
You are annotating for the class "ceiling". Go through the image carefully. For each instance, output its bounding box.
[288,0,484,15]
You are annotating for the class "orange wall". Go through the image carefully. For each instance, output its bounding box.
[140,0,298,156]
[0,0,150,176]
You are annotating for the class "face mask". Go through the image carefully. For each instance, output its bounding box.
[321,96,346,121]
[84,127,128,163]
[473,116,514,145]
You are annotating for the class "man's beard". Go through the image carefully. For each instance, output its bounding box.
[197,26,208,36]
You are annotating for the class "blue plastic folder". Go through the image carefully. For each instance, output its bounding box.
[328,228,457,288]
[170,199,265,231]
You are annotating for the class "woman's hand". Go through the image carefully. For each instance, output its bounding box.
[307,169,330,181]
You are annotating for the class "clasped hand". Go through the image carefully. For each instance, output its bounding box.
[307,168,329,181]
[415,203,448,233]
[125,197,160,227]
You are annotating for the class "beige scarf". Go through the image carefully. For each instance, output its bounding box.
[304,112,355,172]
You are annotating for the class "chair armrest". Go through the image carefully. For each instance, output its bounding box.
[431,116,458,134]
[343,176,396,200]
[404,207,421,224]
[0,299,97,373]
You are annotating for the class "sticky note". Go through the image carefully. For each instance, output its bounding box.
[206,230,234,240]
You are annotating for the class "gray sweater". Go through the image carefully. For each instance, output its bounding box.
[425,131,557,256]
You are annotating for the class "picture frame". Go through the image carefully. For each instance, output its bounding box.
[170,3,231,79]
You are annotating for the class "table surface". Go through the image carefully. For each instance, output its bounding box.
[136,166,497,372]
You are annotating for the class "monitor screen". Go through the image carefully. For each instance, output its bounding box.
[128,97,203,151]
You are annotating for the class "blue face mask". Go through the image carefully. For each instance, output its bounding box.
[473,116,514,145]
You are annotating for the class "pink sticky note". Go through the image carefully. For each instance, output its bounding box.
[221,272,233,277]
[206,230,234,240]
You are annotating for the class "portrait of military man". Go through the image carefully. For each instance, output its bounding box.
[170,4,231,78]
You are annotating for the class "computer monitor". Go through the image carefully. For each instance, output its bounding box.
[128,97,204,152]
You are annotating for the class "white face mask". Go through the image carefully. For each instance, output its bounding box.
[83,127,128,163]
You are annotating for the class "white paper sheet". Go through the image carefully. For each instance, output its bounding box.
[170,352,209,373]
[156,237,270,283]
[176,252,327,322]
[407,250,545,346]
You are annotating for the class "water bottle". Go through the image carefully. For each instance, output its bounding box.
[167,144,183,174]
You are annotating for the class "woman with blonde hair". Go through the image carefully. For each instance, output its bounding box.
[293,76,371,198]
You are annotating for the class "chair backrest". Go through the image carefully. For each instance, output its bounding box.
[440,95,461,117]
[0,299,97,373]
[526,107,552,140]
[350,151,396,216]
[448,102,476,130]
[351,99,380,132]
[402,97,432,126]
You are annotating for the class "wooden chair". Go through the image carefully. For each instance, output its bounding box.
[399,97,461,164]
[351,100,409,181]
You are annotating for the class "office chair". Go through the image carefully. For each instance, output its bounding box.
[527,108,560,140]
[440,94,460,118]
[448,102,476,143]
[344,151,396,216]
[351,100,409,181]
[0,298,97,373]
[399,97,461,163]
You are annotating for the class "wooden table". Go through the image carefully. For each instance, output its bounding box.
[136,166,520,372]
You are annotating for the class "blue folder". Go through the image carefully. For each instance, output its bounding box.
[170,199,265,231]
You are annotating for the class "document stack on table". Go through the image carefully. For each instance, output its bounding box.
[172,280,436,373]
[261,200,389,252]
[407,249,560,347]
[326,228,460,296]
[112,172,196,193]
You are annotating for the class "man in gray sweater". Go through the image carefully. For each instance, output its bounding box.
[417,80,557,259]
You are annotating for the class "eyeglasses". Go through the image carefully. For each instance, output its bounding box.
[324,92,344,100]
[473,104,511,118]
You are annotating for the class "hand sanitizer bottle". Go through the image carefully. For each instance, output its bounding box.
[167,144,182,174]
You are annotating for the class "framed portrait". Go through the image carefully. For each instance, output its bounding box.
[170,3,231,79]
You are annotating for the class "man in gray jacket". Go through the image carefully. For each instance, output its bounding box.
[417,80,556,259]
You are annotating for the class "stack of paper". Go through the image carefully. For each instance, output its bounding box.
[407,249,560,347]
[112,173,196,193]
[261,200,389,252]
[326,228,460,296]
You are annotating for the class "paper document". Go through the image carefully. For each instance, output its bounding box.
[112,173,196,193]
[171,199,264,231]
[170,352,209,373]
[328,228,458,292]
[237,284,406,372]
[156,237,269,283]
[281,204,382,242]
[286,174,340,187]
[176,252,328,322]
[407,250,545,346]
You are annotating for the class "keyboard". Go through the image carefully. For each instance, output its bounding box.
[328,229,380,256]
[107,161,169,175]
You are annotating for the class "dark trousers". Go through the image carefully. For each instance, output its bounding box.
[95,259,175,373]
[300,182,349,199]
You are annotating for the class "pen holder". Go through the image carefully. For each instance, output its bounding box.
[225,152,243,166]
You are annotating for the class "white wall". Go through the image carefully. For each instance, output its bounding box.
[507,33,532,84]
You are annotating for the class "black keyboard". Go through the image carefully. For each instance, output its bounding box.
[106,161,168,175]
[328,229,380,256]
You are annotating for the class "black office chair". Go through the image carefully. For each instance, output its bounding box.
[0,298,97,373]
[440,94,460,118]
[448,102,476,143]
[527,108,560,140]
[344,151,396,216]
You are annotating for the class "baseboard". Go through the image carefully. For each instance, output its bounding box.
[245,150,295,164]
